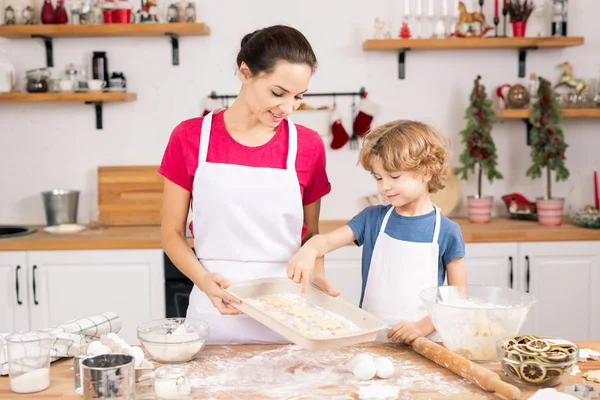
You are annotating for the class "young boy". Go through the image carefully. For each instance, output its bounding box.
[287,120,467,344]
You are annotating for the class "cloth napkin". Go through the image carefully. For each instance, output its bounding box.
[0,311,121,376]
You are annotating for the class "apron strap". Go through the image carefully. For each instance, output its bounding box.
[432,206,441,244]
[198,110,214,164]
[285,118,298,170]
[379,206,395,235]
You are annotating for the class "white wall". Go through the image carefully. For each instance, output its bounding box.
[1,0,599,225]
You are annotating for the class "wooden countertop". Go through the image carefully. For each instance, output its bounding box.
[1,341,598,399]
[0,218,599,251]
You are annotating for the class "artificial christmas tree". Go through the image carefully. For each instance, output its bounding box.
[454,75,503,223]
[399,22,412,38]
[527,76,569,226]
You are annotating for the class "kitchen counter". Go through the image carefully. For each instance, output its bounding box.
[0,218,599,251]
[0,341,598,399]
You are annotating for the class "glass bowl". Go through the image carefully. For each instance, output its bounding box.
[137,318,209,364]
[497,335,579,387]
[420,285,536,363]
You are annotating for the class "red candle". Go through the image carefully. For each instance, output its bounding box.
[594,171,599,210]
[495,0,499,17]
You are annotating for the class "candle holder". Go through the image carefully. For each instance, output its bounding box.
[502,7,508,36]
[494,16,499,36]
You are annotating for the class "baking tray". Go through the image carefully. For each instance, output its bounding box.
[224,277,387,351]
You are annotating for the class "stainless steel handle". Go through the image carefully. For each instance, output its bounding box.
[16,265,22,305]
[33,265,39,305]
[525,256,530,293]
[508,256,513,289]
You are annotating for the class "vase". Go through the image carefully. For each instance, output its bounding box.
[536,198,564,226]
[467,195,494,223]
[512,21,527,37]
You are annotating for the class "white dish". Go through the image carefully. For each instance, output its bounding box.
[43,224,86,234]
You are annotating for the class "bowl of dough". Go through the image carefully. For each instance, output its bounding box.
[137,317,209,364]
[420,285,536,363]
[497,335,578,387]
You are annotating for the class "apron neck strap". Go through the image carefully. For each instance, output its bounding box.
[285,118,298,171]
[379,206,394,234]
[198,110,214,163]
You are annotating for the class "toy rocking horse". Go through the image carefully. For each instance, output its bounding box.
[555,61,588,95]
[454,1,493,37]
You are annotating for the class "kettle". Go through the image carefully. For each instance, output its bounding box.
[496,84,530,109]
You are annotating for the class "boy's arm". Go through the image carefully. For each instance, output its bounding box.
[287,225,356,293]
[388,317,436,344]
[447,257,467,286]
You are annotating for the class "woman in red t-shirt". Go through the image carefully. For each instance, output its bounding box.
[159,25,338,344]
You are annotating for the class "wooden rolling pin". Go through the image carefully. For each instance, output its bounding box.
[411,337,521,400]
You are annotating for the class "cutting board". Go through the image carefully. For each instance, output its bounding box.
[97,165,163,226]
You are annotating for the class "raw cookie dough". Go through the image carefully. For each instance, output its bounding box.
[289,307,316,318]
[267,311,287,322]
[583,370,600,383]
[261,294,292,308]
[315,319,343,331]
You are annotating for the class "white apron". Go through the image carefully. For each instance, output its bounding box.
[186,110,304,344]
[361,206,441,342]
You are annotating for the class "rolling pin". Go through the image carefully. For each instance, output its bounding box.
[411,337,521,400]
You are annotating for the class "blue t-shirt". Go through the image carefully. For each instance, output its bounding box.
[347,205,465,307]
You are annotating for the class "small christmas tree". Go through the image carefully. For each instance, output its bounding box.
[454,76,503,197]
[399,22,412,38]
[527,76,569,199]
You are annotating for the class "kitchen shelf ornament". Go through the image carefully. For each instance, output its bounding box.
[505,0,534,37]
[527,76,569,226]
[454,75,503,223]
[452,1,493,37]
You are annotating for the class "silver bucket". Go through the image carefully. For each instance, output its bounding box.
[81,354,135,400]
[41,189,80,226]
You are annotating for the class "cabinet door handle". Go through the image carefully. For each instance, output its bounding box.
[525,256,530,293]
[508,256,513,289]
[16,265,23,305]
[33,265,39,305]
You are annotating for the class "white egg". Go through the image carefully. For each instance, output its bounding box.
[128,346,145,367]
[345,353,374,372]
[86,340,103,355]
[374,357,394,379]
[90,344,112,356]
[353,358,377,381]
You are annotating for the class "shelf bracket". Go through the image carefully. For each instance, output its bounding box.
[85,101,103,130]
[398,48,410,80]
[522,118,533,145]
[517,46,538,78]
[165,33,179,66]
[31,35,53,67]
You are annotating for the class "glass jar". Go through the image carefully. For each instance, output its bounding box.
[154,365,191,400]
[25,68,51,93]
[6,332,55,394]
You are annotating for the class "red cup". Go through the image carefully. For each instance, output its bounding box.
[114,8,131,23]
[102,9,114,23]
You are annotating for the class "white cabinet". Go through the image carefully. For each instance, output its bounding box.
[324,245,363,307]
[0,249,165,344]
[0,251,29,334]
[464,243,518,288]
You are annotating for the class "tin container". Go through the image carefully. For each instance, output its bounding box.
[81,354,135,399]
[225,277,386,351]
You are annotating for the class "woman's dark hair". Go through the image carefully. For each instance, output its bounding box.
[236,25,317,76]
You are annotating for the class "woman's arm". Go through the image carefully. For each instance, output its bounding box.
[161,178,241,314]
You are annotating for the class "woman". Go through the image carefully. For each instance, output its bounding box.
[159,25,337,344]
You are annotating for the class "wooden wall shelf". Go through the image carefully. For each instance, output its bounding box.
[0,23,210,66]
[363,36,585,79]
[0,91,137,129]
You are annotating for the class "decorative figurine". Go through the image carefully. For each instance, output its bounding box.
[166,3,178,22]
[140,0,159,22]
[4,5,16,24]
[453,1,493,37]
[23,5,35,24]
[496,83,530,109]
[398,21,412,38]
[555,61,588,95]
[184,1,195,22]
[373,17,391,39]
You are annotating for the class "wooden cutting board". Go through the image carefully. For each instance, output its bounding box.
[97,165,163,226]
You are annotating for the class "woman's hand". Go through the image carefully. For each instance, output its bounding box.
[197,272,242,315]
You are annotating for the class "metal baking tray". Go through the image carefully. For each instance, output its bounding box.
[225,277,387,351]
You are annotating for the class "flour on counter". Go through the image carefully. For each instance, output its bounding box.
[185,345,479,399]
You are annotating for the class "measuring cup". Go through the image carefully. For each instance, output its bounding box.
[6,331,54,394]
[154,365,191,400]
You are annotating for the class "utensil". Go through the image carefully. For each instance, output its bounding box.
[411,337,522,400]
[81,354,135,400]
[41,189,80,226]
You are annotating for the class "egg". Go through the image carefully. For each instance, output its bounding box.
[353,358,377,381]
[345,353,374,372]
[128,346,145,368]
[374,356,394,379]
[89,344,112,356]
[86,340,104,355]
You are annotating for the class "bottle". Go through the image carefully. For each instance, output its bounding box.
[551,0,568,36]
[92,52,109,87]
[528,73,537,107]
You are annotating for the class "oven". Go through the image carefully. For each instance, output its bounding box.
[163,251,194,318]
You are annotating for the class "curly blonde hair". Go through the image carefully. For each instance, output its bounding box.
[358,120,450,193]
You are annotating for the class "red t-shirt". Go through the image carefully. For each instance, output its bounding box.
[158,110,332,238]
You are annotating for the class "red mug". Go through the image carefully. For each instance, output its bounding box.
[114,8,131,23]
[102,9,114,23]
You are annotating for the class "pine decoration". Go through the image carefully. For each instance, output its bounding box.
[526,76,569,200]
[454,75,503,197]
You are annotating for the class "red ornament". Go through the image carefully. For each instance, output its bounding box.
[399,22,412,38]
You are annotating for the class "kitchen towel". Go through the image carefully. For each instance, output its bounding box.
[0,311,121,375]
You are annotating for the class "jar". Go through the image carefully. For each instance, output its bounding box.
[154,365,191,400]
[25,68,51,93]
